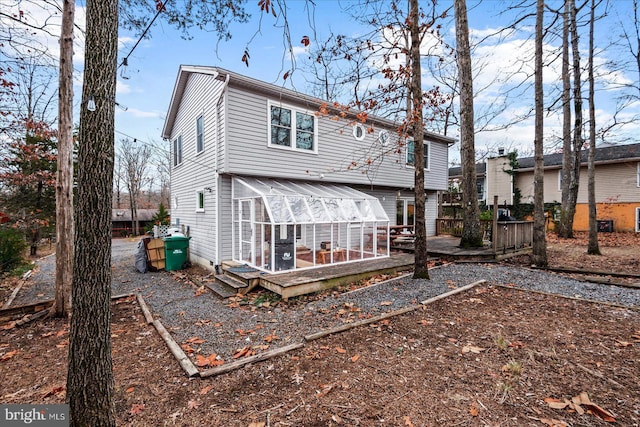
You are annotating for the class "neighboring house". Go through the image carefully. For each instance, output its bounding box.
[448,143,640,232]
[112,209,159,236]
[162,65,454,273]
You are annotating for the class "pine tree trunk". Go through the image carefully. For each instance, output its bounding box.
[587,0,600,255]
[409,0,429,279]
[54,0,74,318]
[532,0,547,267]
[454,0,482,248]
[66,0,118,424]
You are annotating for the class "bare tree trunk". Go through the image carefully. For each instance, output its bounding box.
[587,0,600,255]
[532,0,547,267]
[454,0,482,248]
[569,0,584,232]
[558,0,573,238]
[409,0,429,279]
[54,0,74,318]
[66,0,117,424]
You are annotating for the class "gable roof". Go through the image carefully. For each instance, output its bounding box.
[516,143,640,170]
[112,209,159,222]
[162,65,455,145]
[448,143,640,177]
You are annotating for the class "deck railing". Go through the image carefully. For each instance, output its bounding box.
[436,218,533,253]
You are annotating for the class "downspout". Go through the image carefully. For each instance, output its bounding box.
[215,73,230,270]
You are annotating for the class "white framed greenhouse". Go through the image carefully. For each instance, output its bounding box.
[232,177,390,273]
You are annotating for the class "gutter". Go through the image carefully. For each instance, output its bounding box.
[215,73,230,268]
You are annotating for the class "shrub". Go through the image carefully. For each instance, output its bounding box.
[0,226,27,274]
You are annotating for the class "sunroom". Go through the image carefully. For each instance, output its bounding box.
[232,177,390,273]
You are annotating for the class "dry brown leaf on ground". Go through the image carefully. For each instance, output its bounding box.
[248,422,265,427]
[264,331,278,343]
[470,402,479,417]
[403,415,415,426]
[42,385,65,398]
[583,402,616,422]
[544,397,569,410]
[540,418,568,427]
[195,354,224,367]
[199,385,213,395]
[335,347,347,354]
[180,344,196,354]
[233,347,255,359]
[186,336,205,344]
[0,349,18,361]
[130,403,145,415]
[187,400,201,410]
[350,354,360,362]
[461,345,485,354]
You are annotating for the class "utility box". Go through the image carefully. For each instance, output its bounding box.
[164,235,191,271]
[597,220,613,232]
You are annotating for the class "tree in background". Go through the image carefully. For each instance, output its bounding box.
[586,0,601,255]
[145,202,170,233]
[118,139,152,236]
[531,0,547,267]
[454,0,482,248]
[0,119,57,256]
[55,0,75,318]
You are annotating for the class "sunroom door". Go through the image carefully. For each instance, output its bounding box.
[238,199,254,265]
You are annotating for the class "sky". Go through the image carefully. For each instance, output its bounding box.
[3,0,639,166]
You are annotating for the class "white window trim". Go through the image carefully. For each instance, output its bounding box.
[636,207,640,232]
[196,190,205,213]
[173,135,183,167]
[267,100,318,154]
[558,170,562,191]
[637,162,640,187]
[378,130,389,146]
[353,123,365,141]
[405,139,431,171]
[196,115,204,154]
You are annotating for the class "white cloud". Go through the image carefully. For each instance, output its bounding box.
[122,108,164,119]
[116,79,132,95]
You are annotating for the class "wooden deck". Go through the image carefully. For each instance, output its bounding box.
[214,235,530,300]
[260,253,414,300]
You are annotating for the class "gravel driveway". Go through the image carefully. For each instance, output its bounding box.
[13,238,640,361]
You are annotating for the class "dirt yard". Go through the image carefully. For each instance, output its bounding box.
[1,232,639,426]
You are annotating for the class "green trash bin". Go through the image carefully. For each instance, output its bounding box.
[164,235,191,271]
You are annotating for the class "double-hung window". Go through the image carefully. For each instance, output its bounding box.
[196,115,204,154]
[406,139,430,169]
[173,136,182,167]
[269,102,316,152]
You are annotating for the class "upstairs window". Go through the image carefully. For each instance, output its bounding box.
[173,135,182,167]
[196,115,204,154]
[406,140,430,169]
[269,102,316,152]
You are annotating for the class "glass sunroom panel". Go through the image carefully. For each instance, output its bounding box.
[340,199,361,221]
[356,200,377,221]
[265,195,293,223]
[288,196,313,223]
[307,198,329,221]
[324,198,346,221]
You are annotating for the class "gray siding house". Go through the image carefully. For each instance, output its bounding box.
[162,65,454,273]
